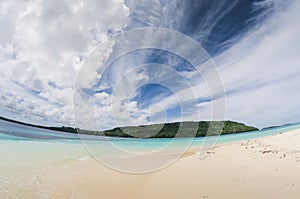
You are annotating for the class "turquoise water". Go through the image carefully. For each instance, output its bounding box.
[1,119,300,148]
[0,119,300,194]
[0,119,300,165]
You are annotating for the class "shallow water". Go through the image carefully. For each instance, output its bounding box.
[0,119,299,168]
[0,119,300,197]
[1,119,300,153]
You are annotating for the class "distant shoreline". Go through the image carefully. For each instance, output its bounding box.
[0,116,259,138]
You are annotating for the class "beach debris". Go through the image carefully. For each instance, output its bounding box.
[206,151,215,154]
[261,150,279,154]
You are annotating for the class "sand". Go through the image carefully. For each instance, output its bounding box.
[34,130,300,199]
[10,129,300,198]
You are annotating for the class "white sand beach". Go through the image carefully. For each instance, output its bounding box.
[32,128,300,199]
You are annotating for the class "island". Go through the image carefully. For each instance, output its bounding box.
[0,116,258,138]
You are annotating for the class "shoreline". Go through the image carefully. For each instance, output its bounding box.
[0,128,299,198]
[0,117,259,139]
[39,128,300,199]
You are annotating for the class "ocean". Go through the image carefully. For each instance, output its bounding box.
[0,119,300,197]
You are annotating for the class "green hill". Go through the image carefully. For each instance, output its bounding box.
[0,116,258,138]
[81,121,258,138]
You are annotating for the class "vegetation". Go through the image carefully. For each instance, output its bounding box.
[0,116,258,138]
[103,121,258,138]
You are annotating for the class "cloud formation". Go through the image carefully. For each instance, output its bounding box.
[216,0,300,128]
[0,0,129,126]
[1,0,300,130]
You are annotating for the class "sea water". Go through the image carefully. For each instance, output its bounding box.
[1,119,300,154]
[0,119,300,167]
[0,119,300,197]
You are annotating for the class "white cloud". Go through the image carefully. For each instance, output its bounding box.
[106,0,300,129]
[0,0,129,126]
[214,0,300,128]
[1,0,300,131]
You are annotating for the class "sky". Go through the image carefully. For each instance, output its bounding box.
[0,0,300,130]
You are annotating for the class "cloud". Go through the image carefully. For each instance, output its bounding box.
[215,0,300,128]
[107,0,300,129]
[1,0,300,131]
[0,0,129,126]
[124,0,273,55]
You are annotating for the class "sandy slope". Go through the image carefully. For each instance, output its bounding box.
[35,129,300,198]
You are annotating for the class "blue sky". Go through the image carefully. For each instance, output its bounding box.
[1,0,300,130]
